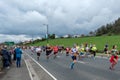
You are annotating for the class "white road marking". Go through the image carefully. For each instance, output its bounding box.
[25,59,40,80]
[24,59,33,80]
[77,61,87,64]
[57,56,60,58]
[96,56,108,59]
[25,52,58,80]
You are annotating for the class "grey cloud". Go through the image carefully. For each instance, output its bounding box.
[0,34,32,43]
[0,0,120,42]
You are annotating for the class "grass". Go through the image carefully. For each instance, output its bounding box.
[28,35,120,51]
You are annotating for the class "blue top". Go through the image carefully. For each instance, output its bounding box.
[15,48,22,58]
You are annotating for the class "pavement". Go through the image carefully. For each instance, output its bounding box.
[0,59,31,80]
[0,52,54,80]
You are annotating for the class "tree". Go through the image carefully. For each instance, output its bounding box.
[94,17,120,36]
[51,34,55,39]
[81,34,85,37]
[68,34,72,38]
[89,31,94,36]
[48,34,56,39]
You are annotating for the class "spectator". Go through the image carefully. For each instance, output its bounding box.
[1,46,10,69]
[0,52,3,73]
[13,47,16,61]
[14,46,22,68]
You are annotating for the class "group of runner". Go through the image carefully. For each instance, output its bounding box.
[29,43,119,70]
[69,43,97,69]
[30,45,64,60]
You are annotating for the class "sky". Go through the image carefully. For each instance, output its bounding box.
[0,0,120,42]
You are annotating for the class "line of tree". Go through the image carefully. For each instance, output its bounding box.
[48,34,55,39]
[92,17,120,36]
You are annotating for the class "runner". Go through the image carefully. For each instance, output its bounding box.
[31,46,34,55]
[76,44,80,52]
[111,45,118,54]
[36,46,42,61]
[66,47,70,56]
[85,44,90,57]
[89,43,93,56]
[78,44,85,60]
[58,46,62,54]
[109,46,119,70]
[91,44,97,59]
[61,45,65,54]
[104,43,109,58]
[46,44,52,60]
[70,45,78,69]
[53,45,58,59]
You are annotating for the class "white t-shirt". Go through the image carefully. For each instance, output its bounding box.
[36,47,41,53]
[71,48,77,56]
[86,47,89,51]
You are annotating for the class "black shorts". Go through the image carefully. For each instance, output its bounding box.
[46,52,51,56]
[71,56,76,60]
[37,53,40,56]
[54,52,58,54]
[66,52,69,54]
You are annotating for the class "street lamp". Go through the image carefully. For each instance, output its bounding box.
[43,24,49,43]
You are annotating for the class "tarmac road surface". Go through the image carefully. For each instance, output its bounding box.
[24,49,120,80]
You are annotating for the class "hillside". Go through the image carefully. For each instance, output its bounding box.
[95,18,120,36]
[27,18,120,50]
[28,35,120,51]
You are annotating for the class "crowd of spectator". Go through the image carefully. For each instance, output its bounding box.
[0,45,22,73]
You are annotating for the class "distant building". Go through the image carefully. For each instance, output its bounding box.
[55,35,59,38]
[24,41,31,44]
[72,34,81,38]
[63,35,69,38]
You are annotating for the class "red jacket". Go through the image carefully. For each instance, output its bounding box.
[110,55,118,63]
[53,46,58,52]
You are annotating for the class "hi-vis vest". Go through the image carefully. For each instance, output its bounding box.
[92,47,97,51]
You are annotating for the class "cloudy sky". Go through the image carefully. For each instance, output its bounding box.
[0,0,120,42]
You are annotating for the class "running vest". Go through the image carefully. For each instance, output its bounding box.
[71,48,77,56]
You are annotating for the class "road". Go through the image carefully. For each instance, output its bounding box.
[24,49,120,80]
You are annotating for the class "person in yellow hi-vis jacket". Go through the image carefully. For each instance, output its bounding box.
[91,44,97,59]
[78,44,85,60]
